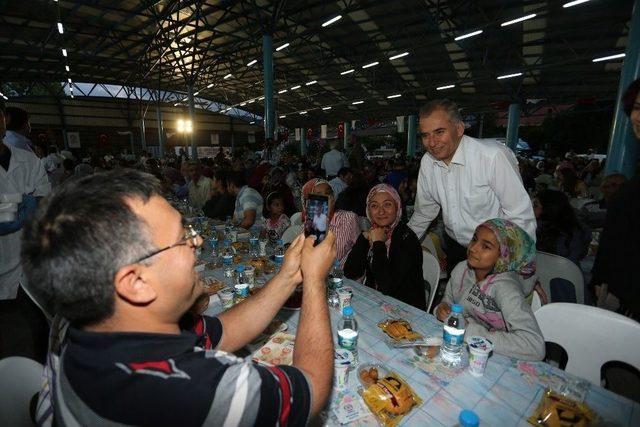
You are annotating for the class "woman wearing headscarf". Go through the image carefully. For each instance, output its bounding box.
[343,184,426,310]
[297,178,360,266]
[435,218,545,361]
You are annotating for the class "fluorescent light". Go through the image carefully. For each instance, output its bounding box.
[69,87,73,92]
[593,53,626,62]
[246,59,257,66]
[250,121,255,124]
[247,99,255,104]
[240,102,246,106]
[322,106,332,110]
[497,72,523,80]
[306,80,317,86]
[389,52,409,60]
[259,96,265,100]
[501,14,537,27]
[1,94,7,100]
[362,61,379,69]
[299,111,307,115]
[67,78,72,83]
[207,83,214,88]
[276,42,290,51]
[224,73,233,80]
[70,94,74,99]
[174,103,179,106]
[61,48,67,57]
[454,30,483,41]
[563,0,590,7]
[322,15,342,27]
[193,91,200,96]
[340,69,355,75]
[387,94,402,99]
[278,89,288,94]
[352,100,364,105]
[65,65,70,72]
[291,85,301,90]
[279,115,286,118]
[57,22,64,34]
[436,84,456,90]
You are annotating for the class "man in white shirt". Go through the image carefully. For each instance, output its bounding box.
[321,140,349,179]
[408,99,536,272]
[329,167,353,199]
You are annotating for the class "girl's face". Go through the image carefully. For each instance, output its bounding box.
[269,198,284,216]
[368,192,397,228]
[467,227,500,272]
[532,198,543,219]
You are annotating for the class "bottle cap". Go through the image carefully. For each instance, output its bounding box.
[458,409,479,427]
[342,306,354,316]
[223,240,231,246]
[236,265,245,272]
[451,304,463,313]
[277,239,283,245]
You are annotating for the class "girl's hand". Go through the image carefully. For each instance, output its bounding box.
[369,227,386,243]
[435,302,451,322]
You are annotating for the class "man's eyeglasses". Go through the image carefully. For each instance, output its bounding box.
[133,225,201,264]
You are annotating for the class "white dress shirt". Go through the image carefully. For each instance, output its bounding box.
[329,176,348,199]
[321,149,349,177]
[3,131,33,152]
[0,143,51,299]
[408,135,536,246]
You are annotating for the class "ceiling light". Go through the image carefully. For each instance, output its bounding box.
[207,83,214,88]
[69,87,73,92]
[57,22,64,34]
[322,106,332,110]
[592,53,626,62]
[65,65,70,72]
[436,84,456,90]
[247,99,255,104]
[279,115,286,118]
[306,80,317,86]
[454,30,483,41]
[299,111,307,115]
[276,42,290,51]
[174,102,179,106]
[193,91,200,96]
[246,59,257,66]
[322,15,342,27]
[240,102,246,106]
[70,94,74,99]
[224,73,233,79]
[389,52,409,60]
[250,121,255,124]
[259,96,265,100]
[67,78,72,83]
[278,89,288,94]
[340,69,355,75]
[352,100,364,105]
[497,72,523,80]
[563,0,591,7]
[501,14,537,27]
[362,61,379,69]
[61,48,67,57]
[387,94,402,99]
[1,93,8,100]
[291,85,301,90]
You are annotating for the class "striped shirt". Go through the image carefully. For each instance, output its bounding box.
[234,185,264,223]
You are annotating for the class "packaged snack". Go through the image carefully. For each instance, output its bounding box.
[357,364,423,427]
[527,389,597,427]
[378,319,424,347]
[252,332,295,366]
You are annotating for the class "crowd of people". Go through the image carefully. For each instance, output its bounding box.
[0,77,639,424]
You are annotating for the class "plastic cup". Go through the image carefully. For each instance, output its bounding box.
[259,240,268,256]
[218,288,235,308]
[229,229,238,243]
[244,266,255,287]
[234,283,249,298]
[467,336,494,377]
[334,348,354,390]
[337,287,353,310]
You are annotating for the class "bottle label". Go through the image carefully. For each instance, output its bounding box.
[222,255,233,265]
[274,254,284,264]
[338,329,358,350]
[250,238,259,246]
[443,325,465,345]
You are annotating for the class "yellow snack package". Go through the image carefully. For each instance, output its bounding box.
[527,389,597,427]
[378,319,423,342]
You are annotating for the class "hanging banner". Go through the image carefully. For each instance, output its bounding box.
[337,122,344,139]
[67,132,81,148]
[210,134,219,145]
[295,128,301,141]
[248,131,255,143]
[321,125,327,139]
[396,116,405,133]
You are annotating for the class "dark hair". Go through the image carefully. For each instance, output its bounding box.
[337,167,352,177]
[558,168,578,197]
[5,107,29,131]
[228,171,246,188]
[535,189,579,253]
[265,191,284,211]
[213,169,230,190]
[622,78,640,116]
[419,99,462,123]
[21,169,160,327]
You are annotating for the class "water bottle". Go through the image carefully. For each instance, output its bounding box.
[329,259,344,290]
[221,240,234,283]
[249,227,260,257]
[440,304,466,368]
[457,410,479,427]
[274,239,285,269]
[235,265,246,286]
[224,216,233,241]
[337,306,359,364]
[209,236,219,257]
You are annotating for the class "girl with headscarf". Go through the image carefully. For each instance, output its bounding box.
[344,184,426,310]
[435,219,545,361]
[298,178,360,266]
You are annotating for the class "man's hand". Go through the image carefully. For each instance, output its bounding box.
[435,302,451,322]
[300,231,336,283]
[276,234,305,286]
[369,227,386,243]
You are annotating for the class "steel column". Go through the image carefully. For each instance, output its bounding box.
[188,83,197,159]
[343,121,351,150]
[263,34,275,140]
[300,128,307,155]
[506,103,520,152]
[407,115,417,157]
[156,102,165,157]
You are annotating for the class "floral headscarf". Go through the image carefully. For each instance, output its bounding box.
[301,178,334,222]
[477,218,536,278]
[366,184,402,254]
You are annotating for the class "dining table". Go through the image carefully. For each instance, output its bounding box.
[199,244,639,426]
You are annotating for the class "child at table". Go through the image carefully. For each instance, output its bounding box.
[264,191,291,240]
[435,218,546,361]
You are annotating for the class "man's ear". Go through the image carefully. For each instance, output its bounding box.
[113,264,157,305]
[455,120,465,139]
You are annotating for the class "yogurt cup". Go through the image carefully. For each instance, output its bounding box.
[467,336,494,377]
[218,288,235,308]
[337,287,353,310]
[234,283,250,298]
[244,266,255,288]
[334,348,354,390]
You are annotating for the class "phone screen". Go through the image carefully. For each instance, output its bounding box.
[304,194,330,245]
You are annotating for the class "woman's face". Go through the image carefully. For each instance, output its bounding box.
[532,198,543,219]
[467,227,500,272]
[368,192,398,228]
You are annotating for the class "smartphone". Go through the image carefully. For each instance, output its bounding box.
[304,194,330,245]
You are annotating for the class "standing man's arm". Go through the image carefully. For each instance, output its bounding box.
[489,149,537,241]
[408,159,440,240]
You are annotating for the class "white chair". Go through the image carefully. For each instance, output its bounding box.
[531,290,542,312]
[290,212,302,226]
[0,356,44,426]
[535,303,640,386]
[536,251,584,304]
[281,224,302,245]
[422,250,441,314]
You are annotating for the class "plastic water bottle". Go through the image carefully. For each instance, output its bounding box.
[457,409,479,427]
[440,304,466,368]
[221,240,234,283]
[235,265,246,286]
[337,306,359,364]
[329,259,344,290]
[224,216,233,241]
[274,239,285,269]
[249,227,260,257]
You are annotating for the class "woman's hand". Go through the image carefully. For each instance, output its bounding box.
[435,302,451,322]
[369,227,386,243]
